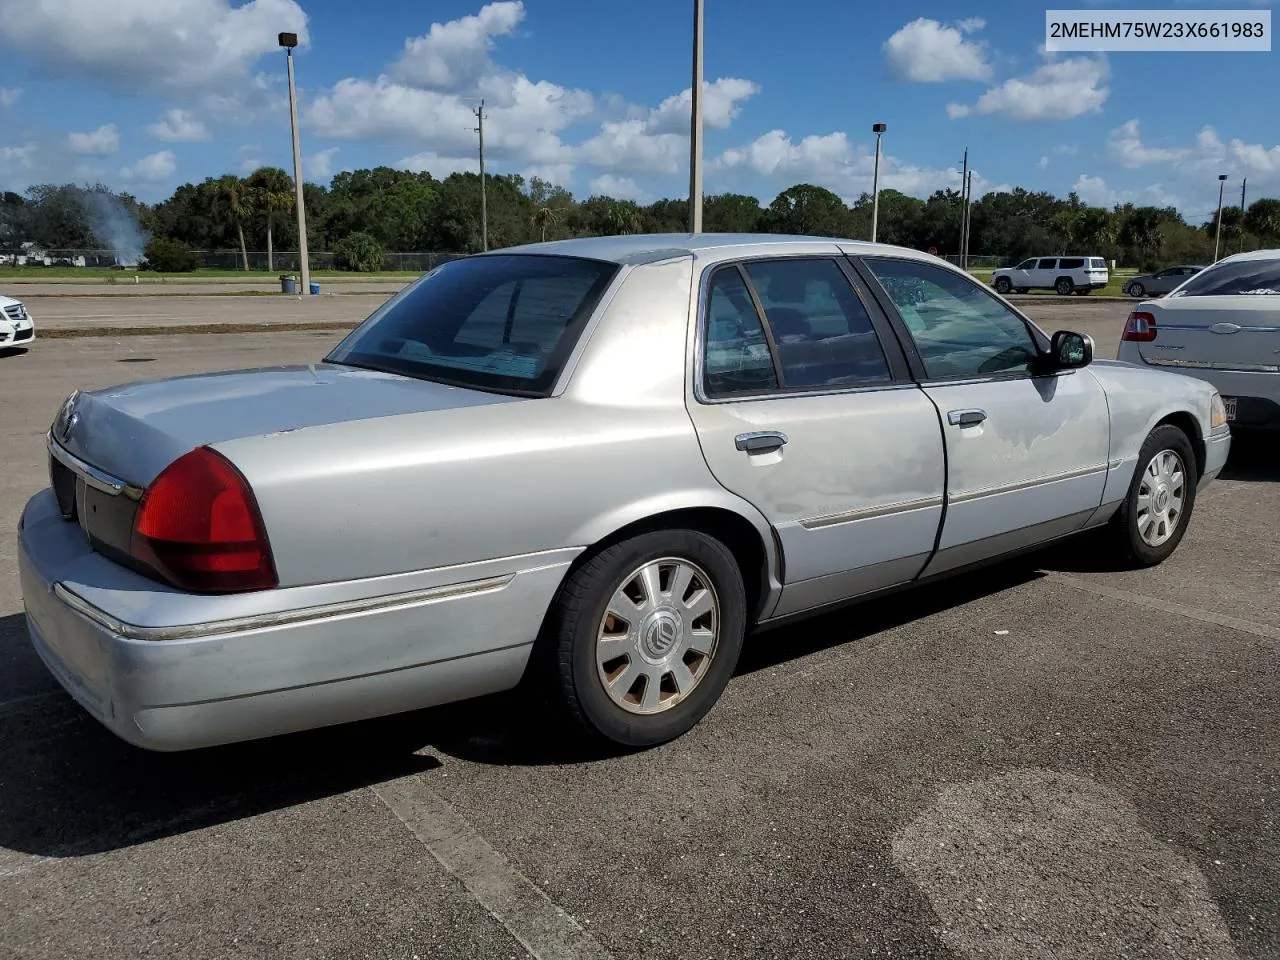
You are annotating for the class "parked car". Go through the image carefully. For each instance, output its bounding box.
[990,256,1110,296]
[20,235,1230,753]
[0,293,35,349]
[1124,265,1207,298]
[1117,249,1280,430]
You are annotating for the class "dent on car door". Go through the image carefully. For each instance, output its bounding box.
[684,257,946,618]
[858,257,1110,574]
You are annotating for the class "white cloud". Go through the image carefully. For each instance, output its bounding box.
[0,0,308,94]
[395,151,478,177]
[715,128,1002,202]
[948,54,1109,121]
[1108,119,1187,168]
[306,147,340,181]
[587,174,650,202]
[1052,143,1079,156]
[644,78,760,135]
[883,18,992,83]
[120,150,176,182]
[1104,119,1280,185]
[391,1,524,89]
[523,164,574,185]
[0,88,20,108]
[1071,174,1183,211]
[147,108,209,142]
[0,143,36,171]
[239,156,262,174]
[68,124,120,155]
[1038,156,1050,170]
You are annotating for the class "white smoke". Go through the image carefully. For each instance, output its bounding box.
[82,190,150,266]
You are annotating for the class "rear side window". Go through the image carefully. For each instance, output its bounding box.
[326,254,617,396]
[1037,258,1057,269]
[1059,258,1084,269]
[1170,258,1280,297]
[742,259,892,389]
[704,268,779,397]
[1090,258,1107,269]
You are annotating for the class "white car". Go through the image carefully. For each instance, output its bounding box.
[1117,249,1280,431]
[0,294,36,349]
[991,256,1110,296]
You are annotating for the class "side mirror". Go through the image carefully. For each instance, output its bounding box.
[1050,330,1093,369]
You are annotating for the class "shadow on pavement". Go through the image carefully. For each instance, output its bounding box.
[0,346,31,359]
[0,559,1047,857]
[1219,432,1280,482]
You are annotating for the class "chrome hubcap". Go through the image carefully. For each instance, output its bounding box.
[596,557,719,715]
[1137,449,1186,547]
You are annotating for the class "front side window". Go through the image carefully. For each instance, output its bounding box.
[326,254,618,396]
[742,259,892,389]
[864,258,1040,380]
[1016,259,1036,270]
[703,268,778,397]
[1170,257,1280,297]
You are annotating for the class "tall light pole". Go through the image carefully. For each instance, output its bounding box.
[473,100,488,251]
[958,148,968,265]
[688,0,704,234]
[871,123,887,243]
[1240,177,1247,254]
[279,32,310,295]
[1213,173,1228,262]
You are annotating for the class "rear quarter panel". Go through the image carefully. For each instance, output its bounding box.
[214,257,780,591]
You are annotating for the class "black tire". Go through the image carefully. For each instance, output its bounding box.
[1128,282,1145,298]
[1015,287,1029,294]
[535,529,747,748]
[994,277,1012,294]
[1055,277,1074,296]
[1076,288,1092,296]
[1107,425,1199,567]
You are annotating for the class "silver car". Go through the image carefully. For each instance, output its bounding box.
[19,235,1231,752]
[1124,265,1208,298]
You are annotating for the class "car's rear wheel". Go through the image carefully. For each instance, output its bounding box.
[1015,287,1029,294]
[994,277,1012,294]
[1055,277,1075,295]
[538,529,747,748]
[1128,282,1146,298]
[1107,425,1198,566]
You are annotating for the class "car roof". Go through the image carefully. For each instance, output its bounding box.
[1216,248,1280,264]
[485,232,936,267]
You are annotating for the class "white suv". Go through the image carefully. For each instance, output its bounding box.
[990,256,1110,296]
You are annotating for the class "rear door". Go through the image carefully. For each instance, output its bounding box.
[686,255,946,617]
[1034,258,1058,288]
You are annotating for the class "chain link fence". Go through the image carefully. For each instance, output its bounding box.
[941,255,1011,270]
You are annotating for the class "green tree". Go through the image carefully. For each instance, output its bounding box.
[1244,198,1280,245]
[703,193,763,233]
[530,205,561,242]
[141,236,199,272]
[333,231,386,271]
[211,175,252,270]
[246,167,294,272]
[765,184,850,237]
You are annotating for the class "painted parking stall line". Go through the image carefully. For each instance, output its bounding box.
[373,776,614,960]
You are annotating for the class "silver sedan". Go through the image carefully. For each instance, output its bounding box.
[19,234,1231,751]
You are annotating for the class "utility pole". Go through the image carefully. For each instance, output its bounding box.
[474,100,488,251]
[958,148,968,267]
[963,171,974,269]
[871,123,887,242]
[1240,177,1247,253]
[279,32,310,295]
[1213,174,1228,262]
[688,0,704,233]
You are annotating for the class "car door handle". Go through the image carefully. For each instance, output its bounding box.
[735,431,788,453]
[947,408,987,427]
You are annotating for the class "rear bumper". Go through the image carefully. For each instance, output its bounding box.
[19,489,575,751]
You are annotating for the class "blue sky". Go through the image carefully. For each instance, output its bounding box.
[1,0,1276,224]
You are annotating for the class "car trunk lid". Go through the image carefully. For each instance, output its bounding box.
[1135,296,1280,371]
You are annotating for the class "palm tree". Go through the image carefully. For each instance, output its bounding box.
[530,205,561,242]
[247,167,294,272]
[1243,198,1280,247]
[606,201,643,236]
[211,174,251,271]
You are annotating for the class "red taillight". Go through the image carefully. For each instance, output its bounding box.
[130,446,277,593]
[1122,311,1157,342]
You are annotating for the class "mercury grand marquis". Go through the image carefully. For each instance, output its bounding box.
[19,234,1231,751]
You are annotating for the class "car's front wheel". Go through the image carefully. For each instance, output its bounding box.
[539,529,747,748]
[1107,425,1198,566]
[994,277,1012,294]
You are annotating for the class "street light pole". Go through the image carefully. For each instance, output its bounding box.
[474,100,488,251]
[688,0,704,234]
[871,123,886,243]
[279,33,310,296]
[1213,173,1228,262]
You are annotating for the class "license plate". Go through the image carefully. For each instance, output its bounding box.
[1224,397,1237,421]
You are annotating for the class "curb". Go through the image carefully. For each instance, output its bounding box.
[40,321,358,340]
[1006,295,1134,304]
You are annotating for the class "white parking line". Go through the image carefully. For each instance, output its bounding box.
[1046,573,1280,641]
[372,776,613,960]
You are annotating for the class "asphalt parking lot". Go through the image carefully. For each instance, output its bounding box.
[0,305,1276,959]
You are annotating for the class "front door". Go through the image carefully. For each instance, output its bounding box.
[857,256,1110,575]
[685,256,947,618]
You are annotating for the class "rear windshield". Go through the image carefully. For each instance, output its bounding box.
[1169,257,1280,297]
[326,254,619,396]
